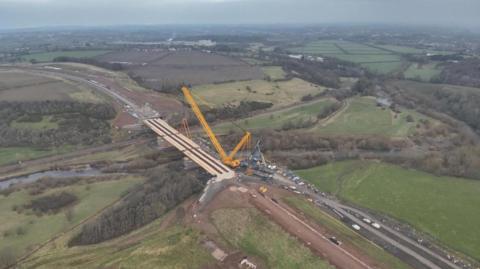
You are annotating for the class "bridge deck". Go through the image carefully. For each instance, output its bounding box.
[144,118,235,181]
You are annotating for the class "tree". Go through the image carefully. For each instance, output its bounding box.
[406,115,415,123]
[352,77,374,95]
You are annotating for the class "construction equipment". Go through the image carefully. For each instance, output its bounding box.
[181,86,251,168]
[258,186,268,194]
[180,118,192,138]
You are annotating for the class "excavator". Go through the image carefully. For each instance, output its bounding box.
[181,86,251,169]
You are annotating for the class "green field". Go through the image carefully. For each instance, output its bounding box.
[192,78,325,108]
[296,160,480,260]
[316,97,429,137]
[375,45,453,55]
[289,40,404,74]
[214,98,338,133]
[0,176,143,259]
[19,222,212,269]
[285,197,411,269]
[404,63,442,81]
[262,66,287,80]
[212,208,334,269]
[24,50,110,62]
[361,62,405,74]
[10,116,59,130]
[0,146,73,166]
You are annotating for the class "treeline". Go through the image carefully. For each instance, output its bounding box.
[433,58,480,88]
[257,130,405,152]
[0,101,115,147]
[54,57,125,71]
[203,100,273,122]
[276,59,340,88]
[392,85,480,134]
[69,162,205,246]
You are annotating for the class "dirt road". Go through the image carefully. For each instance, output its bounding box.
[250,191,374,269]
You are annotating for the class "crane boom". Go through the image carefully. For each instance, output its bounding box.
[181,86,251,168]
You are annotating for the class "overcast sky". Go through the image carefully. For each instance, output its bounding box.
[1,0,479,29]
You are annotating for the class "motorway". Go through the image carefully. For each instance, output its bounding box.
[272,172,464,269]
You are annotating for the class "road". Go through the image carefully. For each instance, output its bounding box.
[251,189,374,269]
[273,172,463,269]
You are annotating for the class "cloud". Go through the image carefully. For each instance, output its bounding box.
[0,0,479,29]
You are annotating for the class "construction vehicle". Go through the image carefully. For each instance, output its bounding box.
[181,86,251,168]
[258,186,268,194]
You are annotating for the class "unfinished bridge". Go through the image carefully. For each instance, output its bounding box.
[144,118,235,181]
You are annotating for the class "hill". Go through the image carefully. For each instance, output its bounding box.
[296,160,480,260]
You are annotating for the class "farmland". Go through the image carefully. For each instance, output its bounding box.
[296,160,480,260]
[285,197,411,269]
[96,50,264,88]
[0,70,106,103]
[374,45,453,55]
[0,176,144,259]
[212,207,334,269]
[289,40,404,74]
[214,98,339,133]
[192,78,325,108]
[24,50,110,62]
[404,63,442,81]
[315,96,431,137]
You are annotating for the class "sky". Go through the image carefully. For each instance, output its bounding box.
[0,0,479,29]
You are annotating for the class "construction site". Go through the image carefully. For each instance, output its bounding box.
[1,45,479,269]
[139,85,462,269]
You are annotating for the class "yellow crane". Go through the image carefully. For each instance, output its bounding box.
[181,86,251,168]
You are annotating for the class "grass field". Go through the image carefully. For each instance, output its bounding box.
[289,40,404,74]
[404,63,442,81]
[212,207,334,269]
[0,71,106,103]
[285,197,411,269]
[19,221,212,269]
[10,116,59,130]
[316,97,429,137]
[0,176,144,258]
[362,62,405,74]
[375,45,453,55]
[192,78,325,108]
[0,146,73,166]
[214,98,339,133]
[296,160,480,260]
[262,66,287,80]
[24,50,110,62]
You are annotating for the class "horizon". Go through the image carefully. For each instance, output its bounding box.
[1,0,480,30]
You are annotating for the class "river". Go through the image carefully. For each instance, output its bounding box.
[0,167,102,190]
